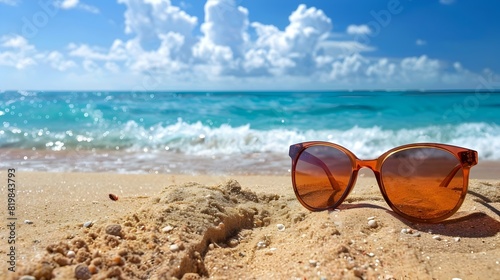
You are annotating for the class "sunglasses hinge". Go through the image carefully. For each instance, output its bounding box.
[459,150,477,166]
[289,143,304,158]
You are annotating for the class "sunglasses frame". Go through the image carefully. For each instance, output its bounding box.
[289,142,478,223]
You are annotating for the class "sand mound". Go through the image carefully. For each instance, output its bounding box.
[14,180,283,279]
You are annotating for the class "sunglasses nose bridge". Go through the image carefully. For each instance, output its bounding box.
[355,158,379,172]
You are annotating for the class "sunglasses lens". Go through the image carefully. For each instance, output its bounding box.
[293,146,353,209]
[381,147,464,221]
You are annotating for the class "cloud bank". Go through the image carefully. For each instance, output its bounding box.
[0,0,497,90]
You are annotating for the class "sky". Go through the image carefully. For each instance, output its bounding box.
[0,0,499,91]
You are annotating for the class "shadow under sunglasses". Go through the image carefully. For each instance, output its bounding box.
[333,189,500,238]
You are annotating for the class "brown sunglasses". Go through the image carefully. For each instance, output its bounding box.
[289,142,478,223]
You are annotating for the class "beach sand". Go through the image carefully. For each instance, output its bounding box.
[1,166,498,279]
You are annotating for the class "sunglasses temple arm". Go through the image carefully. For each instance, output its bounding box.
[439,164,462,188]
[298,151,341,190]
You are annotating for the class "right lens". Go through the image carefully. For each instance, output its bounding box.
[381,147,464,221]
[293,145,353,209]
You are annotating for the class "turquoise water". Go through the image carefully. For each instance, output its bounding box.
[1,90,499,174]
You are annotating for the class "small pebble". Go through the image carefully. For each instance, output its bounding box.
[367,216,375,220]
[74,264,92,280]
[276,224,286,231]
[411,232,421,237]
[105,224,122,237]
[367,252,375,257]
[54,256,70,266]
[83,221,93,228]
[401,228,414,234]
[88,264,98,274]
[19,276,36,280]
[67,250,76,258]
[256,241,267,249]
[111,255,124,266]
[309,259,317,267]
[454,237,461,242]
[367,220,378,228]
[170,244,180,252]
[24,220,33,224]
[451,278,462,280]
[228,238,239,248]
[432,235,442,241]
[162,225,174,233]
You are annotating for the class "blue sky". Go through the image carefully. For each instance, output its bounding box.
[0,0,499,90]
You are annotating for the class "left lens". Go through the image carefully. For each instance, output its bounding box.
[293,145,353,210]
[380,147,464,221]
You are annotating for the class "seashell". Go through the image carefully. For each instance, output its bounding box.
[367,220,378,228]
[276,224,285,231]
[162,225,173,233]
[83,221,94,228]
[109,193,119,201]
[170,244,180,252]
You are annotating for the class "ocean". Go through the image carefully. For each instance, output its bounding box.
[1,90,499,175]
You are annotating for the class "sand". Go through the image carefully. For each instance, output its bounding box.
[0,168,499,280]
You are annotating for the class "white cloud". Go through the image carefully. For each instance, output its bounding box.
[2,35,34,50]
[366,58,396,81]
[0,35,75,71]
[324,54,444,87]
[0,35,37,69]
[60,0,78,9]
[196,0,249,57]
[401,55,440,72]
[82,59,100,72]
[128,32,188,73]
[439,0,455,5]
[46,51,76,71]
[244,4,333,76]
[346,24,371,35]
[55,0,100,13]
[68,40,129,61]
[117,0,197,45]
[192,0,249,75]
[416,39,427,46]
[317,41,375,58]
[79,3,99,13]
[285,4,333,53]
[0,0,18,5]
[105,61,120,73]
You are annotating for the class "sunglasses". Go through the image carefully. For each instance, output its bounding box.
[289,142,478,223]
